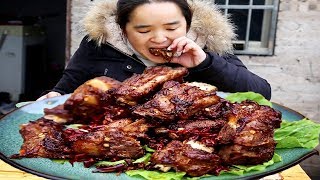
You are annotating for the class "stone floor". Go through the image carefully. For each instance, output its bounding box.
[300,145,320,179]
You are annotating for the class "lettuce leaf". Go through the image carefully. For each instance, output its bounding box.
[225,92,272,107]
[143,145,156,152]
[95,159,126,167]
[51,159,69,164]
[126,154,282,179]
[133,153,152,164]
[126,170,186,180]
[274,119,320,149]
[219,153,282,176]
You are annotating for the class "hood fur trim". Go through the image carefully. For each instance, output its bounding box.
[82,0,236,55]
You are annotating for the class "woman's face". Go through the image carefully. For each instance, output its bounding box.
[125,2,188,63]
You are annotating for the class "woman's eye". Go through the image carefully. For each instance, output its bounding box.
[138,31,150,34]
[167,28,177,31]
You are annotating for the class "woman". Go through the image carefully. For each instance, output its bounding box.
[38,0,271,101]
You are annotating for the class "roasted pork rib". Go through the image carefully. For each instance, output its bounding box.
[151,140,223,176]
[133,81,219,121]
[217,100,282,165]
[65,118,150,160]
[63,76,121,123]
[44,76,127,125]
[11,118,70,159]
[114,66,188,106]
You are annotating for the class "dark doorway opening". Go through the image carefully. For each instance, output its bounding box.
[0,0,66,102]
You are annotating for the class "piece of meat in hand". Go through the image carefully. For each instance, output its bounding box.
[133,81,219,122]
[11,118,70,159]
[114,66,188,106]
[151,140,223,177]
[149,48,174,62]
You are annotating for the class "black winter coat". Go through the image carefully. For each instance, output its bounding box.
[51,36,271,100]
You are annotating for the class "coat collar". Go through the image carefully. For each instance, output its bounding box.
[81,0,236,55]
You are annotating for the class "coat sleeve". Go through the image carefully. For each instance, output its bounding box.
[186,52,271,100]
[51,37,95,94]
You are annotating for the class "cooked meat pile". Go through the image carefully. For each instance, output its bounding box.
[11,66,282,177]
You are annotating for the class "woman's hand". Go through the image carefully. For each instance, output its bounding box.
[168,36,207,68]
[36,91,61,101]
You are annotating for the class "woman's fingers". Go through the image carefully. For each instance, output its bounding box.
[169,36,200,55]
[169,36,188,52]
[183,42,196,53]
[168,36,206,68]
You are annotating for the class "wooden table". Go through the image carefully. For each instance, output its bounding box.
[0,159,310,180]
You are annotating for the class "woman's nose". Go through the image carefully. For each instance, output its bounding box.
[150,32,168,43]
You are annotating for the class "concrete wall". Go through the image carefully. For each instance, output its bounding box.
[69,0,320,177]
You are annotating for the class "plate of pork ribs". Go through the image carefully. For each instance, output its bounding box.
[0,66,318,180]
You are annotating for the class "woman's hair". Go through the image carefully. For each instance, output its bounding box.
[116,0,193,32]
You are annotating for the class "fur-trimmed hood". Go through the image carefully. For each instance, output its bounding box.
[82,0,236,55]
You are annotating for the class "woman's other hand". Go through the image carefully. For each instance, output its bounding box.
[168,36,207,68]
[36,91,61,101]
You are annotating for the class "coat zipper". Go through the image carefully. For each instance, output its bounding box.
[105,42,145,66]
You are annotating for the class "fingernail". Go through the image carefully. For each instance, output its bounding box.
[167,46,172,50]
[174,51,182,57]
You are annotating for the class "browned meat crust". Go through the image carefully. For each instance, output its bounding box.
[114,66,188,106]
[218,143,276,165]
[65,119,150,160]
[44,76,126,125]
[11,118,70,159]
[149,48,174,62]
[63,76,121,122]
[217,100,282,165]
[133,81,219,121]
[151,140,222,176]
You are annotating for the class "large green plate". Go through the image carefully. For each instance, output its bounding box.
[0,93,318,180]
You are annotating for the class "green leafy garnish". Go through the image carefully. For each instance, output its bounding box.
[95,159,126,167]
[51,159,69,164]
[126,170,186,180]
[133,153,152,164]
[225,92,272,107]
[220,153,282,176]
[275,119,320,149]
[143,145,156,152]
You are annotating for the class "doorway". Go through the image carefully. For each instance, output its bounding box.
[0,0,67,101]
